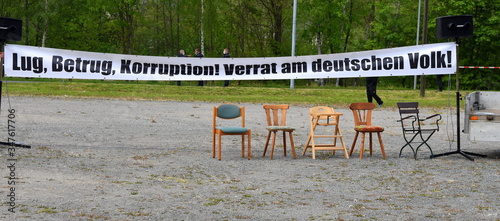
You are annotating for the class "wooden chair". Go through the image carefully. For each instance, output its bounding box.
[303,106,349,159]
[397,102,441,159]
[212,103,251,160]
[262,104,296,159]
[349,102,386,159]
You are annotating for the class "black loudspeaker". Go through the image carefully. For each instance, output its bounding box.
[436,15,473,39]
[0,17,22,42]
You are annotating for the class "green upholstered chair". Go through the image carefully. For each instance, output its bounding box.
[212,103,251,160]
[349,102,386,159]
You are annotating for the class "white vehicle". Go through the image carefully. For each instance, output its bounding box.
[464,91,500,141]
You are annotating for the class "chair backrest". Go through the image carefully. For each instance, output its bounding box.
[263,104,289,126]
[397,102,441,133]
[213,103,245,127]
[309,106,338,125]
[397,102,419,115]
[397,102,420,129]
[349,102,375,126]
[217,103,242,119]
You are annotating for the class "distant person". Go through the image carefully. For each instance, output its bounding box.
[194,48,204,86]
[366,77,384,107]
[176,49,186,86]
[223,48,230,87]
[436,75,444,92]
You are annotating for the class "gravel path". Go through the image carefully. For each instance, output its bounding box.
[0,96,498,220]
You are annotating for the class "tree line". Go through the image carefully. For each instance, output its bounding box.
[1,0,498,90]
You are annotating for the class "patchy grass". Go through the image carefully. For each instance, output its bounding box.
[3,78,466,108]
[36,206,58,214]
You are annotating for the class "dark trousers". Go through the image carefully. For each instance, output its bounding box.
[436,75,443,91]
[366,77,383,105]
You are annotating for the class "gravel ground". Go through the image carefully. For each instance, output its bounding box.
[0,96,498,220]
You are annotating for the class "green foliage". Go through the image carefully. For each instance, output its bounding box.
[0,0,498,90]
[432,0,500,90]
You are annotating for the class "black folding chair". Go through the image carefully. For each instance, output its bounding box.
[397,102,442,159]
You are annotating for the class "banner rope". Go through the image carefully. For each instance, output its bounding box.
[459,66,499,69]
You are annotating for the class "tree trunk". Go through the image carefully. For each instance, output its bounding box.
[420,0,429,97]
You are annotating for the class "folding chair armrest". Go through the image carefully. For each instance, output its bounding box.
[398,115,418,132]
[418,114,441,121]
[400,115,416,121]
[416,114,441,131]
[426,114,441,120]
[398,115,417,124]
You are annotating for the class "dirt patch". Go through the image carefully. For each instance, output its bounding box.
[1,96,498,220]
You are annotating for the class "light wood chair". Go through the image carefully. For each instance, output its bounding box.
[349,102,386,159]
[212,103,251,160]
[303,106,349,159]
[262,104,296,159]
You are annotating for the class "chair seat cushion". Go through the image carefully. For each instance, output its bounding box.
[266,126,295,130]
[354,125,384,132]
[216,126,248,133]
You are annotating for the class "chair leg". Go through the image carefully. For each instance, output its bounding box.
[332,126,339,156]
[241,134,245,158]
[369,132,373,156]
[218,133,222,160]
[263,131,272,157]
[333,126,339,147]
[335,126,343,155]
[350,131,359,156]
[417,130,436,158]
[377,132,386,159]
[400,133,418,158]
[337,130,349,159]
[311,136,317,159]
[302,134,312,156]
[359,132,366,159]
[270,131,277,159]
[247,132,251,160]
[212,132,216,158]
[399,142,415,157]
[288,132,297,159]
[422,142,434,157]
[282,131,287,157]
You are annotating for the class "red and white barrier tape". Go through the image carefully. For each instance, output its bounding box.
[459,66,499,69]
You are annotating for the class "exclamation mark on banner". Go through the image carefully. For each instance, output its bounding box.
[215,64,219,75]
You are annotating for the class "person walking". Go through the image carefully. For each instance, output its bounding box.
[194,48,204,86]
[176,49,186,86]
[223,48,230,87]
[366,77,384,107]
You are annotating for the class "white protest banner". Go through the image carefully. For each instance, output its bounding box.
[4,42,456,81]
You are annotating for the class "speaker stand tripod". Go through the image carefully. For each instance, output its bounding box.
[0,41,31,149]
[430,38,484,161]
[430,91,485,161]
